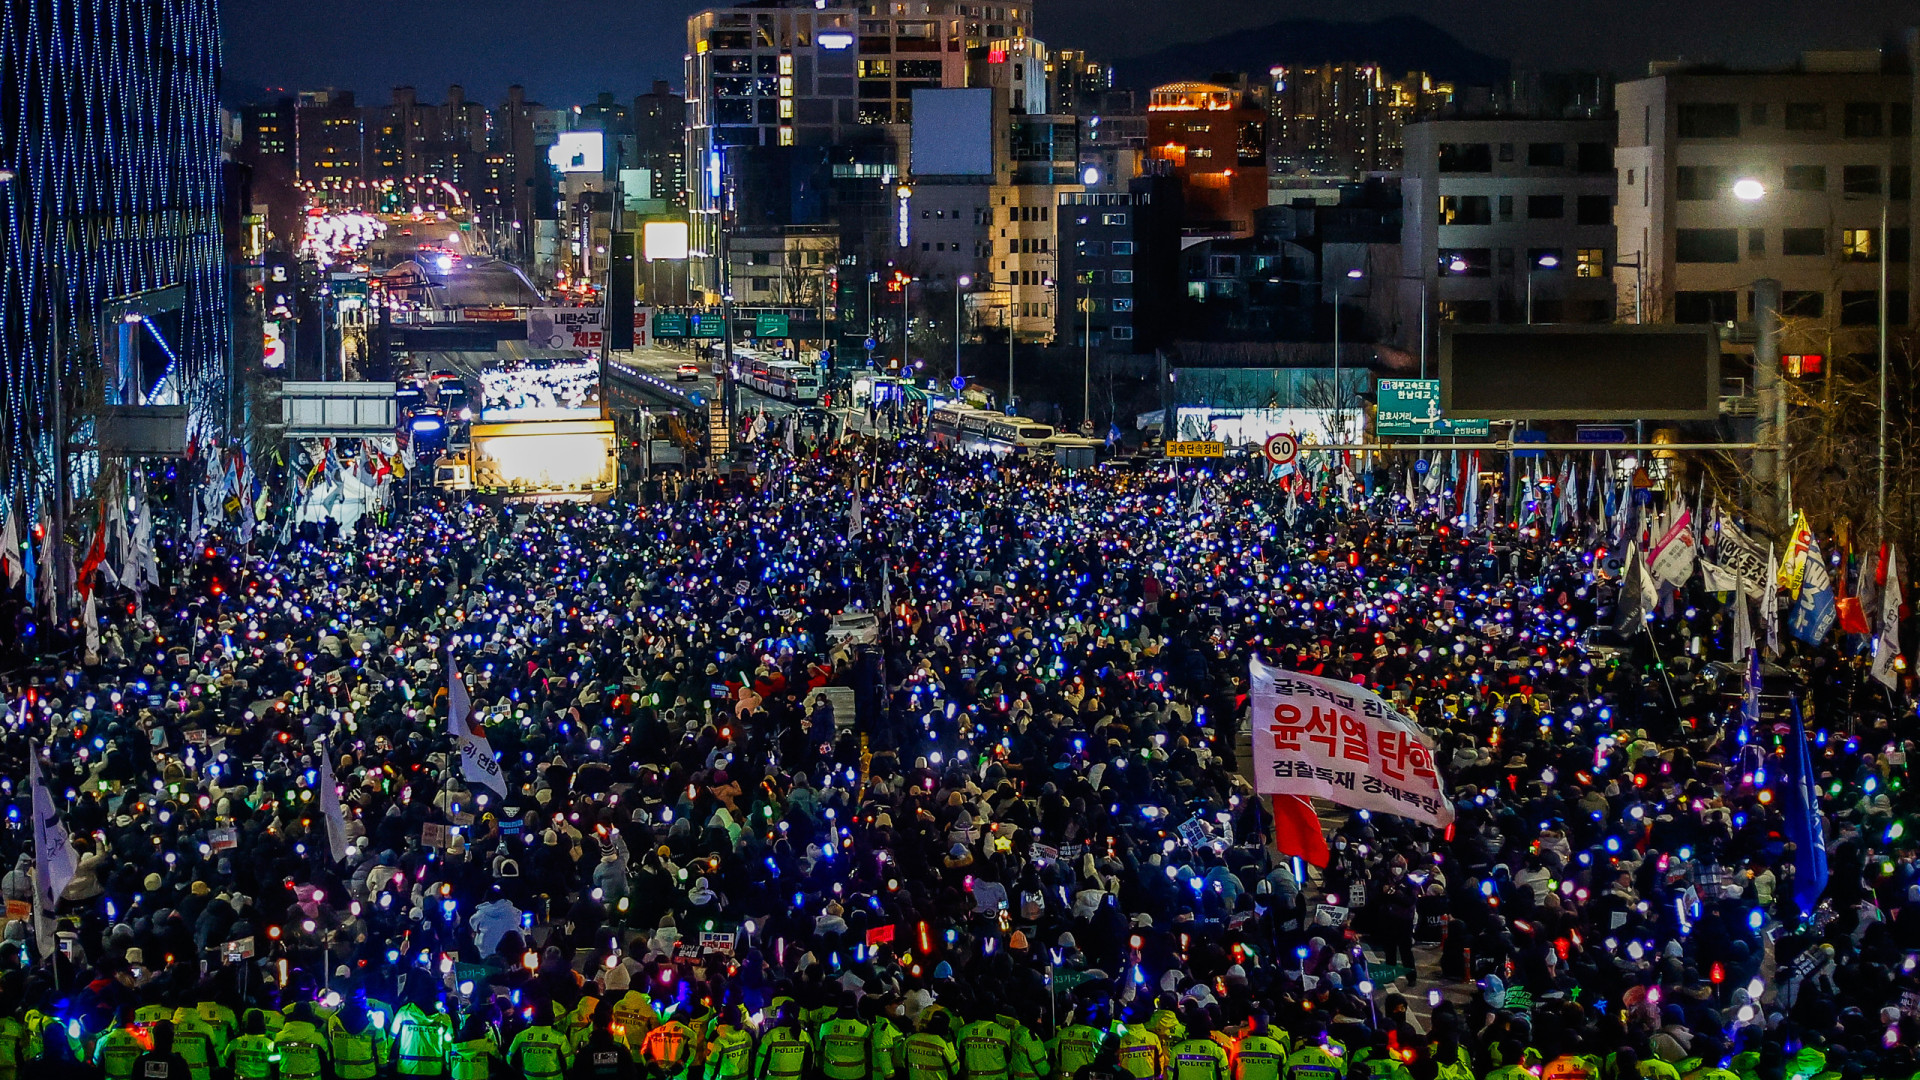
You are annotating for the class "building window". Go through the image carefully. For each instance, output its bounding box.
[1676,103,1740,138]
[1438,248,1491,276]
[1896,104,1914,136]
[1783,102,1825,131]
[1437,300,1492,323]
[1101,212,1127,225]
[1843,165,1882,195]
[1527,142,1566,167]
[751,276,771,291]
[1577,143,1612,173]
[1781,291,1825,318]
[1784,165,1826,192]
[1675,229,1740,263]
[1843,102,1884,138]
[1498,195,1514,221]
[1437,143,1492,172]
[1894,228,1911,262]
[1498,142,1514,162]
[1575,248,1606,277]
[1749,102,1768,126]
[1110,325,1133,340]
[1111,269,1134,283]
[1893,166,1911,199]
[1841,291,1880,325]
[1748,229,1765,255]
[1781,228,1826,256]
[1112,298,1133,312]
[1842,228,1877,261]
[1675,290,1737,322]
[1111,241,1133,255]
[1527,195,1565,219]
[1439,195,1491,225]
[1576,194,1611,225]
[1675,165,1728,200]
[1080,240,1106,256]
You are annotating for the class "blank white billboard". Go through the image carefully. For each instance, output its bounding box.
[911,89,993,177]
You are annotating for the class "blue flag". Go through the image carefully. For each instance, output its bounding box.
[1782,695,1829,919]
[1788,544,1836,645]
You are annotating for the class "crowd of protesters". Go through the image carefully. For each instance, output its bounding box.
[0,431,1915,1080]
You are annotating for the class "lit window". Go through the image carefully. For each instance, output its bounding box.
[1575,248,1605,278]
[779,54,793,75]
[1842,229,1877,261]
[779,126,794,146]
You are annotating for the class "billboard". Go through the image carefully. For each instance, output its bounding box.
[470,420,617,501]
[644,221,690,261]
[262,320,287,369]
[548,131,604,174]
[910,88,994,177]
[528,307,605,350]
[478,359,603,421]
[1441,325,1721,420]
[633,307,654,350]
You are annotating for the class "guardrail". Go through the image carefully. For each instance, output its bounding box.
[606,360,701,406]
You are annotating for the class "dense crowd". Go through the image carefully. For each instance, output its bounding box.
[1,434,1917,1080]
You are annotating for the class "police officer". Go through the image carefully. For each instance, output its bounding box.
[956,1009,1011,1080]
[508,1005,574,1080]
[570,1004,637,1080]
[701,1008,753,1080]
[327,999,390,1080]
[1115,1016,1166,1080]
[1230,1015,1285,1080]
[449,1015,499,1080]
[1167,1013,1228,1080]
[904,1015,959,1080]
[391,988,453,1080]
[274,1005,329,1080]
[229,1013,277,1080]
[817,1000,871,1080]
[93,1009,146,1080]
[752,1008,810,1080]
[1050,1007,1106,1080]
[131,1023,194,1080]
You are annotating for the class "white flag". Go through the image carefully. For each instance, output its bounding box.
[315,739,351,862]
[1764,545,1782,656]
[1730,582,1755,660]
[29,746,75,954]
[82,593,99,662]
[1872,547,1905,689]
[447,658,508,798]
[0,512,20,588]
[1617,541,1658,629]
[848,488,864,539]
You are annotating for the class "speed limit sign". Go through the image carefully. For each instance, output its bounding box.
[1263,432,1299,466]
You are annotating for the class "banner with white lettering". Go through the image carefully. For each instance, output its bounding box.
[1249,659,1454,827]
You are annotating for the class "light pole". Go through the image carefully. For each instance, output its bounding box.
[1525,252,1559,324]
[1080,273,1092,430]
[954,274,971,386]
[1332,267,1362,441]
[901,273,913,377]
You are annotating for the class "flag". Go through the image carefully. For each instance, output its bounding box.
[1764,545,1782,655]
[447,657,508,798]
[1648,507,1697,587]
[1616,541,1657,630]
[1781,696,1829,919]
[1270,795,1329,868]
[316,739,351,862]
[848,488,864,539]
[1741,641,1761,734]
[1730,584,1754,661]
[1788,542,1837,646]
[1778,512,1817,595]
[1872,547,1905,688]
[29,745,75,954]
[0,511,19,588]
[82,593,99,660]
[75,512,107,601]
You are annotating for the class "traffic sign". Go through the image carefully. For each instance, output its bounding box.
[1413,457,1430,474]
[1166,441,1226,459]
[950,376,966,391]
[690,313,726,338]
[863,337,877,351]
[755,313,791,337]
[1262,432,1298,466]
[654,313,689,338]
[1375,378,1489,437]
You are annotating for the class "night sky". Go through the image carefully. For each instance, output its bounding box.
[222,0,1916,107]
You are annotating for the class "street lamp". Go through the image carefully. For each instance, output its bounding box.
[1733,178,1767,202]
[1526,252,1559,325]
[1332,267,1364,440]
[955,275,971,386]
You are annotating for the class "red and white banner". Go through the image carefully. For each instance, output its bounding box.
[1649,508,1697,587]
[1249,659,1453,827]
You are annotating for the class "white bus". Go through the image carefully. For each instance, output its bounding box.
[741,355,820,403]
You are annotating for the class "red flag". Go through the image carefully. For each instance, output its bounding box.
[1271,795,1329,868]
[76,517,107,600]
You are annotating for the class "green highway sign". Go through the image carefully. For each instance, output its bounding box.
[654,313,689,338]
[755,313,791,338]
[691,314,727,338]
[1375,378,1490,438]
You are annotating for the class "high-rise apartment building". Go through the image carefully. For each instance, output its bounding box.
[295,90,365,188]
[634,81,689,206]
[1614,50,1915,337]
[684,0,1032,297]
[1267,64,1453,178]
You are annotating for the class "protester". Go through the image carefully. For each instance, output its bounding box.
[0,432,1915,1080]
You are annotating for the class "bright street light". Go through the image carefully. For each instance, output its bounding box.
[1733,178,1766,201]
[1536,253,1560,268]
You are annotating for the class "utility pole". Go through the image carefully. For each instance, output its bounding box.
[1752,278,1784,529]
[1877,197,1888,522]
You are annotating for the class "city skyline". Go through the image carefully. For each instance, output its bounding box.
[224,0,1919,106]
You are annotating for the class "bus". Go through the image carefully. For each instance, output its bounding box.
[957,416,1054,455]
[928,405,1000,448]
[750,359,821,403]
